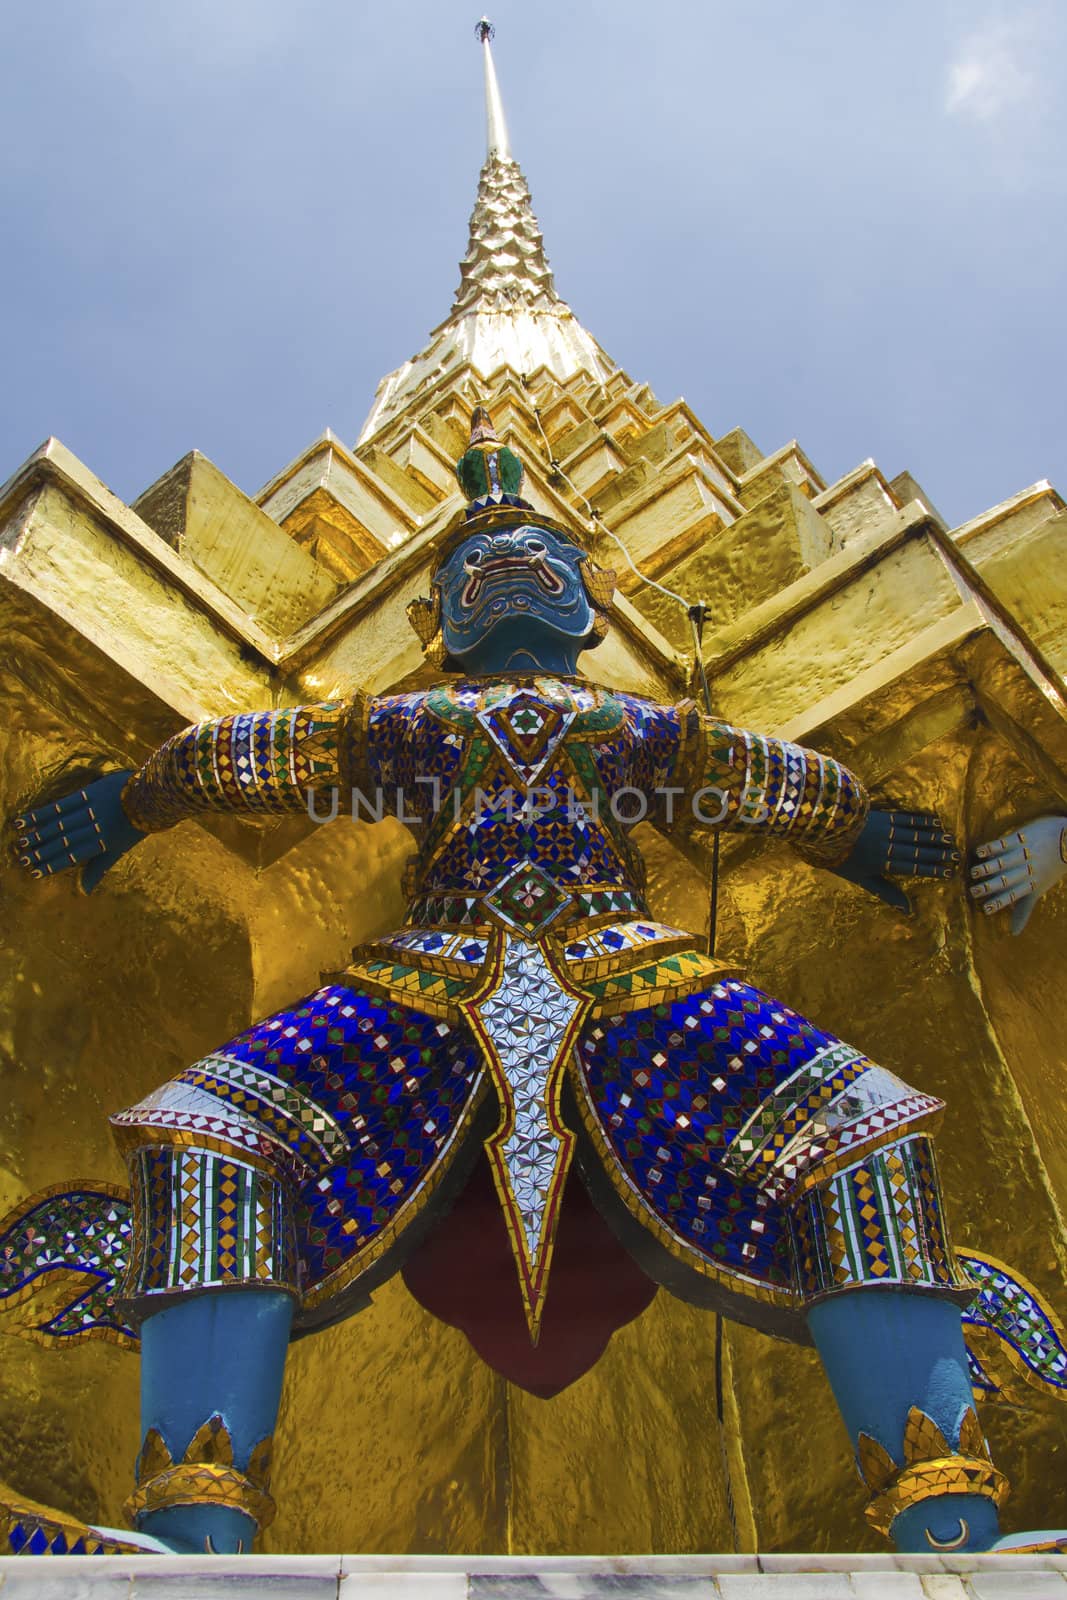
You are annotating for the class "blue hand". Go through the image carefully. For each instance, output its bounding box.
[969,815,1067,934]
[829,808,959,913]
[14,769,147,894]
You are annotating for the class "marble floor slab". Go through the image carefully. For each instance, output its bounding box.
[0,1554,1065,1599]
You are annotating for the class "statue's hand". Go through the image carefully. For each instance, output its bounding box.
[13,770,146,894]
[969,815,1067,934]
[829,808,958,913]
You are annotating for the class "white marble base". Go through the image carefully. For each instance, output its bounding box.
[1,1553,1066,1599]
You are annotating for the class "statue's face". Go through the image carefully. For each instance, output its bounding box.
[436,525,595,665]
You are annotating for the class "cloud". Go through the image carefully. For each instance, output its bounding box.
[944,13,1044,124]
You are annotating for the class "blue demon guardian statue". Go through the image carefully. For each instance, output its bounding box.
[5,410,1067,1557]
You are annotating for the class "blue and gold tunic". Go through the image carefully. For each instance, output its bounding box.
[109,675,968,1347]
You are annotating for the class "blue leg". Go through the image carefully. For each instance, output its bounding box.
[135,1289,294,1554]
[807,1289,1000,1552]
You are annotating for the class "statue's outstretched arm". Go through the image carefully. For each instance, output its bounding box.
[13,698,358,894]
[969,815,1067,933]
[658,703,957,913]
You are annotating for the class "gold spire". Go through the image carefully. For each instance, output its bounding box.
[478,18,512,160]
[358,21,616,443]
[449,143,560,319]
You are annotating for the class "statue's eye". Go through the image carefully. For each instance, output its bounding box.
[524,535,547,557]
[464,547,484,566]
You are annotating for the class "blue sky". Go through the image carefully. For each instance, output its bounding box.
[1,1,1063,527]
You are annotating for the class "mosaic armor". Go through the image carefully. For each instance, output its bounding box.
[105,673,975,1349]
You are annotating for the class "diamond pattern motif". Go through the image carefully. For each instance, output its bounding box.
[476,689,575,785]
[962,1251,1067,1395]
[474,938,580,1272]
[483,859,571,937]
[126,1146,295,1298]
[0,1186,134,1344]
[793,1136,973,1297]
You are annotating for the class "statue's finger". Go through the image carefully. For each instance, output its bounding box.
[907,853,961,880]
[1010,896,1036,936]
[18,852,64,878]
[888,811,942,830]
[27,817,101,850]
[19,795,95,843]
[974,831,1026,860]
[35,827,107,869]
[887,822,954,851]
[14,840,49,870]
[982,887,1021,913]
[17,820,78,856]
[17,818,98,865]
[969,867,1030,902]
[898,833,955,857]
[970,848,1026,881]
[886,844,959,876]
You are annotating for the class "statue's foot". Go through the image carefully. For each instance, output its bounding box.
[990,1530,1067,1554]
[0,1488,169,1556]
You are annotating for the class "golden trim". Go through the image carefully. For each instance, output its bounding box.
[582,560,616,609]
[958,1407,987,1459]
[857,1431,896,1493]
[355,938,491,982]
[328,962,469,1024]
[130,1276,300,1319]
[186,1413,237,1470]
[125,1463,275,1531]
[127,1416,276,1531]
[0,1491,150,1556]
[554,930,700,981]
[586,963,744,1017]
[865,1456,1008,1537]
[137,1427,174,1485]
[904,1406,951,1462]
[406,591,441,647]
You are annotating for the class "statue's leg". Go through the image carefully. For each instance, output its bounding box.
[134,1289,293,1554]
[808,1287,998,1552]
[569,972,1011,1548]
[111,976,487,1551]
[795,1130,1019,1551]
[112,1130,299,1551]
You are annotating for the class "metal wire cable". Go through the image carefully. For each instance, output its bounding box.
[528,403,695,611]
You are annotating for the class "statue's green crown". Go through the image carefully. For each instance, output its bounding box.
[436,406,589,562]
[454,406,526,502]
